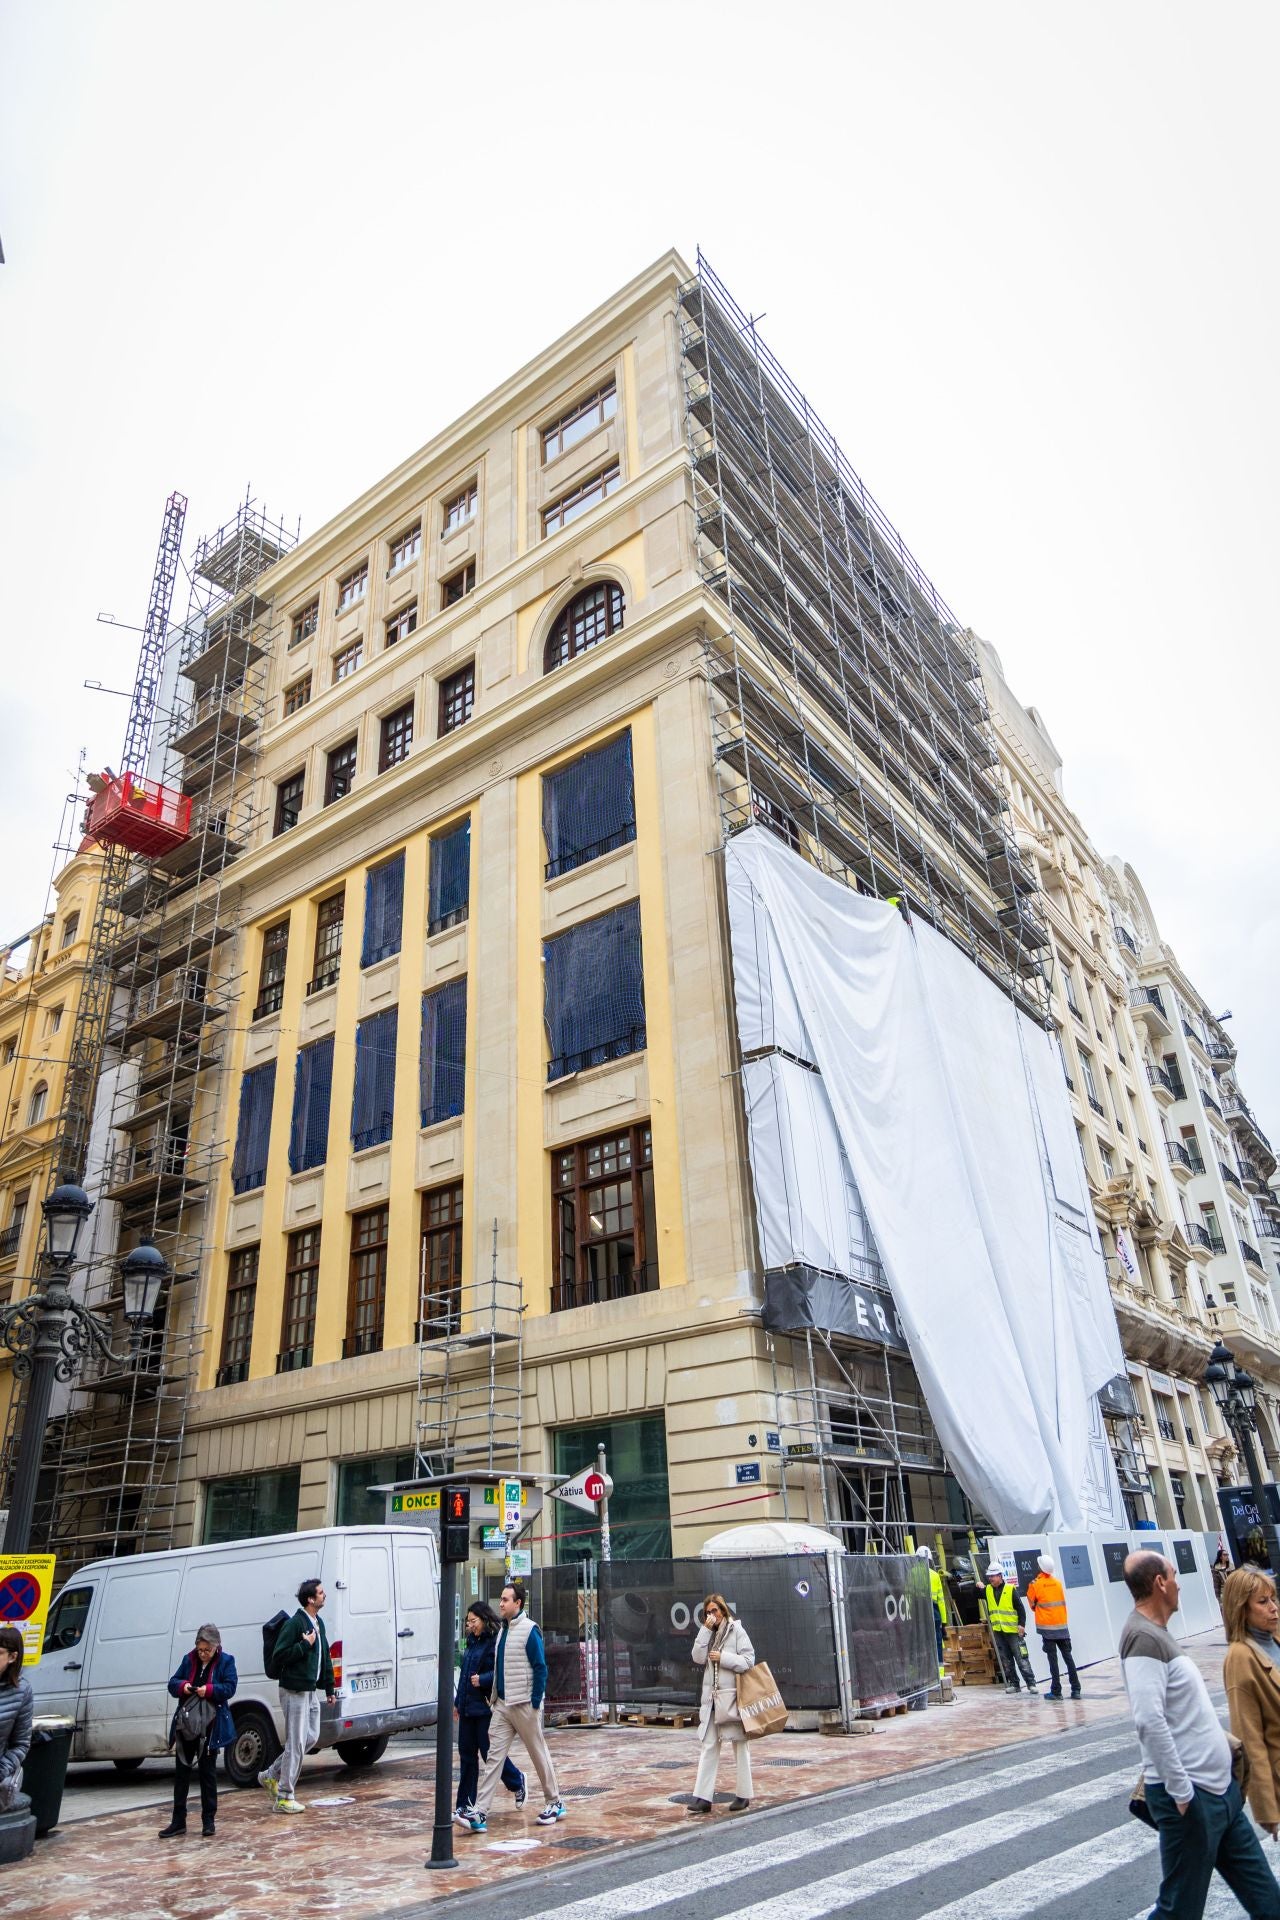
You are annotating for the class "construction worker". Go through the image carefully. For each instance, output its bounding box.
[1026,1552,1082,1700]
[983,1564,1036,1694]
[916,1545,947,1680]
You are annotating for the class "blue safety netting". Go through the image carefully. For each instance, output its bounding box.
[429,819,470,934]
[420,977,467,1127]
[289,1035,334,1173]
[543,731,636,879]
[362,851,405,966]
[231,1062,275,1194]
[543,899,645,1082]
[351,1006,398,1149]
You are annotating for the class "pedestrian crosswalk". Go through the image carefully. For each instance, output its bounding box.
[488,1725,1273,1920]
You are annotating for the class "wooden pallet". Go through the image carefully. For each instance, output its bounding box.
[858,1697,910,1719]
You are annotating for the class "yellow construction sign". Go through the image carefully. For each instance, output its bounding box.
[0,1554,57,1667]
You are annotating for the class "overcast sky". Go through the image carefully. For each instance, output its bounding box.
[2,2,1277,1128]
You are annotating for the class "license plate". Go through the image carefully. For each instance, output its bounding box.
[347,1671,391,1694]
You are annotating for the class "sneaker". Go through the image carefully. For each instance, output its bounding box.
[1043,1691,1063,1702]
[513,1770,527,1808]
[536,1800,566,1825]
[259,1772,278,1796]
[464,1813,487,1834]
[274,1796,305,1814]
[453,1806,475,1827]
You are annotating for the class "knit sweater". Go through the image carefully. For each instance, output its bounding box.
[0,1679,32,1791]
[1120,1608,1231,1802]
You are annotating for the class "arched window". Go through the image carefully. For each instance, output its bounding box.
[544,582,625,674]
[60,912,80,948]
[28,1082,48,1126]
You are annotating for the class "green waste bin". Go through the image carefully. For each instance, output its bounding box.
[20,1716,75,1836]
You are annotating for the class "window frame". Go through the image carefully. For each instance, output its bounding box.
[419,1183,464,1337]
[324,737,358,807]
[542,462,621,537]
[442,481,478,534]
[378,701,415,773]
[441,560,476,609]
[438,662,475,736]
[274,769,305,836]
[346,1205,389,1357]
[282,673,312,717]
[217,1245,258,1386]
[551,1124,657,1313]
[385,600,418,649]
[543,581,624,672]
[387,523,422,576]
[60,912,80,949]
[336,562,368,612]
[290,599,319,649]
[541,380,618,463]
[279,1227,320,1372]
[310,891,344,994]
[332,638,363,683]
[254,919,289,1021]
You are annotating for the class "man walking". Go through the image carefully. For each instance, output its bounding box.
[259,1577,336,1815]
[1026,1552,1082,1699]
[984,1563,1036,1695]
[916,1545,948,1681]
[463,1581,565,1833]
[1121,1548,1280,1918]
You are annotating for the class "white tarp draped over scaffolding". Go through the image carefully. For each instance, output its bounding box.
[726,827,1126,1535]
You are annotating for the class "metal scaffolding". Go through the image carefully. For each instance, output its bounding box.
[681,255,1041,1546]
[416,1219,524,1479]
[4,494,296,1573]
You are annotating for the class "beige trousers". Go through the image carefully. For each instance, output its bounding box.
[693,1718,752,1802]
[474,1700,560,1812]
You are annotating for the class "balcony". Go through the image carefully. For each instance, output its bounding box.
[1240,1237,1266,1271]
[1185,1221,1213,1254]
[1147,1063,1177,1106]
[252,980,285,1022]
[276,1344,313,1373]
[1183,1021,1211,1061]
[1203,1090,1225,1122]
[1225,1096,1278,1181]
[1130,987,1172,1039]
[1166,1139,1194,1182]
[0,1224,22,1262]
[1107,1273,1212,1375]
[1113,924,1140,958]
[1207,1037,1236,1075]
[1208,1301,1280,1375]
[1220,1160,1245,1195]
[1088,1094,1105,1118]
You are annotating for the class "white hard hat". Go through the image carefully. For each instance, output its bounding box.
[915,1545,932,1561]
[986,1563,1003,1579]
[1037,1554,1054,1575]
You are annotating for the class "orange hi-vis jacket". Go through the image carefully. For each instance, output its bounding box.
[1026,1572,1069,1633]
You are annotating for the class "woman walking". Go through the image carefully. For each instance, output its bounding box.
[687,1594,755,1816]
[454,1601,525,1823]
[0,1627,34,1814]
[159,1623,238,1839]
[1222,1567,1280,1839]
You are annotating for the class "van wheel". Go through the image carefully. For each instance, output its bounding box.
[224,1707,280,1789]
[113,1757,146,1774]
[335,1736,390,1769]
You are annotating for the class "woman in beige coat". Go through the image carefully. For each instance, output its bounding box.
[688,1594,755,1816]
[1222,1566,1280,1838]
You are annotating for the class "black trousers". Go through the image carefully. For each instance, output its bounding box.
[1043,1636,1080,1693]
[173,1744,218,1828]
[456,1714,523,1810]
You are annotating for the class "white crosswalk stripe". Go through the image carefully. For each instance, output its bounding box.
[531,1747,1136,1920]
[717,1766,1137,1920]
[919,1821,1156,1919]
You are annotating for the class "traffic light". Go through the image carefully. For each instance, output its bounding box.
[442,1484,471,1564]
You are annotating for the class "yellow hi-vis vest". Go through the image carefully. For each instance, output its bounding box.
[929,1567,948,1625]
[985,1581,1020,1633]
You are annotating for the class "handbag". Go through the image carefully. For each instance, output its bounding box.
[736,1660,788,1741]
[172,1690,216,1751]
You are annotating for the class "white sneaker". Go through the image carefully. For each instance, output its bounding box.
[259,1772,278,1795]
[453,1806,475,1826]
[274,1795,305,1814]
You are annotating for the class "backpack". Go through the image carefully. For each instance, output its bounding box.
[262,1609,289,1679]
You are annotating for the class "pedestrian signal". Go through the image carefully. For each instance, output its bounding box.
[442,1485,471,1563]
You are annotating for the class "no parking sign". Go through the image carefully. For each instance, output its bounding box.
[0,1554,56,1667]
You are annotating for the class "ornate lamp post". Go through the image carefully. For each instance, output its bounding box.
[0,1184,168,1553]
[1205,1338,1280,1574]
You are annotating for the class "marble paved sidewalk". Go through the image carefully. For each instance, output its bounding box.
[5,1631,1224,1920]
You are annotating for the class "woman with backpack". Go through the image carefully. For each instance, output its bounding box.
[159,1624,238,1839]
[454,1600,525,1823]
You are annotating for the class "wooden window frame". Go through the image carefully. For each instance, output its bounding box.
[438,662,475,736]
[541,380,618,462]
[333,638,363,683]
[542,463,622,538]
[283,674,312,717]
[274,770,305,836]
[254,920,289,1020]
[442,482,477,534]
[217,1245,258,1385]
[290,599,319,649]
[387,523,421,575]
[337,562,368,611]
[385,600,418,649]
[310,892,344,995]
[345,1205,389,1357]
[441,561,476,609]
[325,737,358,806]
[419,1184,463,1337]
[378,702,415,773]
[544,582,625,673]
[279,1227,320,1372]
[551,1124,657,1313]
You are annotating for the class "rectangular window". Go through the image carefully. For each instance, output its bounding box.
[289,1035,334,1173]
[274,770,304,836]
[254,919,289,1020]
[388,523,421,574]
[543,732,635,879]
[544,900,645,1082]
[352,1007,398,1150]
[420,1185,463,1337]
[438,662,474,735]
[362,851,405,965]
[385,600,418,648]
[283,674,311,717]
[310,892,344,994]
[420,977,467,1127]
[346,1206,389,1357]
[442,482,477,533]
[552,1414,670,1563]
[1201,1203,1226,1254]
[552,1124,657,1312]
[1180,1126,1206,1174]
[279,1227,320,1372]
[217,1246,258,1385]
[0,1190,28,1260]
[325,737,358,806]
[428,819,470,935]
[290,600,319,649]
[1162,1054,1187,1100]
[542,380,618,462]
[542,462,621,537]
[336,1450,415,1527]
[441,560,475,608]
[231,1062,276,1195]
[378,701,415,772]
[202,1467,300,1545]
[333,638,363,682]
[337,562,368,611]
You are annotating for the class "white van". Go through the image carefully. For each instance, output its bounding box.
[29,1525,439,1787]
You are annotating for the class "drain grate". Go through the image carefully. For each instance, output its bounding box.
[565,1786,612,1798]
[652,1761,691,1771]
[553,1836,613,1852]
[375,1798,424,1808]
[760,1758,814,1768]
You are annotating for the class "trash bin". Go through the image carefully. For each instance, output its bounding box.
[20,1716,75,1837]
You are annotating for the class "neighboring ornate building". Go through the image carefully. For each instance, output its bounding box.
[978,639,1234,1533]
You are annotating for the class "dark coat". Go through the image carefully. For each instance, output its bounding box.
[168,1648,238,1753]
[455,1632,499,1720]
[273,1609,335,1695]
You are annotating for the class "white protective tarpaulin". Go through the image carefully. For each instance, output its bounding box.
[726,827,1125,1535]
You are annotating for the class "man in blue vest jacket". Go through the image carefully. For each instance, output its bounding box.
[464,1582,565,1833]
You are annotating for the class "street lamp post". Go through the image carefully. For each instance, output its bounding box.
[1205,1339,1280,1575]
[0,1183,168,1554]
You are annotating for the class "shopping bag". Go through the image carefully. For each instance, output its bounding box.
[736,1660,788,1740]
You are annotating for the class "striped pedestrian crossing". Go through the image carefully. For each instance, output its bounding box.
[487,1723,1272,1920]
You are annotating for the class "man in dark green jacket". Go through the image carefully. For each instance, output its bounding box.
[259,1578,335,1813]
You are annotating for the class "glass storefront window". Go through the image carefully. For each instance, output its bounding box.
[336,1451,415,1528]
[553,1415,670,1564]
[202,1467,300,1544]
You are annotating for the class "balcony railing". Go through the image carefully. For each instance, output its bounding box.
[1203,1092,1224,1121]
[547,1025,646,1084]
[252,980,285,1021]
[1131,987,1170,1021]
[1113,925,1139,957]
[215,1359,249,1387]
[0,1224,22,1260]
[1220,1161,1244,1192]
[1155,1415,1177,1442]
[1087,1095,1105,1118]
[276,1344,314,1373]
[307,965,340,996]
[1166,1140,1194,1174]
[1185,1222,1213,1251]
[1147,1064,1175,1098]
[342,1326,383,1358]
[1240,1238,1265,1270]
[551,1259,660,1315]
